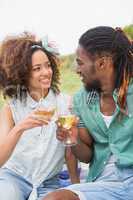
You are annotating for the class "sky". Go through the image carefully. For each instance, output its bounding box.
[0,0,132,55]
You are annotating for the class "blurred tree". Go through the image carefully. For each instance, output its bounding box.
[123,24,133,39]
[60,54,75,69]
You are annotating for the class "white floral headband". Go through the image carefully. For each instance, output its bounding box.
[31,35,59,55]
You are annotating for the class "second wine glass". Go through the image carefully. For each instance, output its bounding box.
[58,113,78,146]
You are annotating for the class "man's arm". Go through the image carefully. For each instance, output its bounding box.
[65,147,80,184]
[71,127,93,163]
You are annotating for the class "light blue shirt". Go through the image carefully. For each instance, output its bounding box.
[3,90,70,200]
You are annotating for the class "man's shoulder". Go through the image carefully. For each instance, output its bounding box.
[127,81,133,94]
[74,87,87,97]
[73,88,98,106]
[73,87,89,102]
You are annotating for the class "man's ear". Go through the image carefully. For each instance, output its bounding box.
[95,56,112,71]
[95,57,105,71]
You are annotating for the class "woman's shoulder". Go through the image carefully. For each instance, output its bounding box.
[8,96,27,108]
[0,102,13,123]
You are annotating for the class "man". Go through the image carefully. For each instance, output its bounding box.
[43,26,133,200]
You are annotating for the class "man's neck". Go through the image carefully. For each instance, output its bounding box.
[100,74,116,97]
[100,86,116,115]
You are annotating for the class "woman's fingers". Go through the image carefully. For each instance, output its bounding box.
[31,114,49,125]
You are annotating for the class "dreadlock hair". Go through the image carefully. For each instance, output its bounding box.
[79,26,133,112]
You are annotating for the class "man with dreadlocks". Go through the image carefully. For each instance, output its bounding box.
[43,26,133,200]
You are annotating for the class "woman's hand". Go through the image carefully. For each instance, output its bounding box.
[16,111,49,132]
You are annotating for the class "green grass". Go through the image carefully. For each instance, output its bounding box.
[60,66,82,95]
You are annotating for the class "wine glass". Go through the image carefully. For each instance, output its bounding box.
[58,113,78,146]
[34,91,56,136]
[34,103,55,122]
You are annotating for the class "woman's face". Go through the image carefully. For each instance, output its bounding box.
[28,50,53,97]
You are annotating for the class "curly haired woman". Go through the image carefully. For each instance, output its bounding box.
[0,33,79,200]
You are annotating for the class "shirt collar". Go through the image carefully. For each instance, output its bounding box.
[27,89,56,109]
[86,90,99,105]
[86,89,118,106]
[86,83,133,117]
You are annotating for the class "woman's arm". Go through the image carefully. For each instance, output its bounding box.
[0,104,45,167]
[0,104,23,166]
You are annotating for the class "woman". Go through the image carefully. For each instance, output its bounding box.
[0,32,79,200]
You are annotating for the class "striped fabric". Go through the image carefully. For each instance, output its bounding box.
[78,90,98,128]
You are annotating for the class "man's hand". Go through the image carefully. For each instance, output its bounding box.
[56,116,79,143]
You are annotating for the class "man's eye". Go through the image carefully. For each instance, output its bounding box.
[77,62,83,66]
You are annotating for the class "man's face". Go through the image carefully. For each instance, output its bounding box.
[76,45,101,92]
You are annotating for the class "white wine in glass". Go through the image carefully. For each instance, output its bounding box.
[58,114,78,146]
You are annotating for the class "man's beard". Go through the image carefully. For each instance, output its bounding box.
[85,80,102,93]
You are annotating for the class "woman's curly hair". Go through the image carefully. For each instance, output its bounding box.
[0,32,60,100]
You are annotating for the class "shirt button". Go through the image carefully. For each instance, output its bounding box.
[128,113,132,118]
[103,161,106,164]
[110,143,114,147]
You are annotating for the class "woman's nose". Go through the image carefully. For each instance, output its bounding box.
[41,66,50,74]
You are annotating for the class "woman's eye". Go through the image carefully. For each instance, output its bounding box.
[32,63,51,71]
[47,63,51,67]
[32,66,41,71]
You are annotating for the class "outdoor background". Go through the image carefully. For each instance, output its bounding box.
[0,25,133,108]
[0,0,133,108]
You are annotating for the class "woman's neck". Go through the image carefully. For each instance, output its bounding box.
[28,89,49,101]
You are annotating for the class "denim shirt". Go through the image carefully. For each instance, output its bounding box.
[73,84,133,182]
